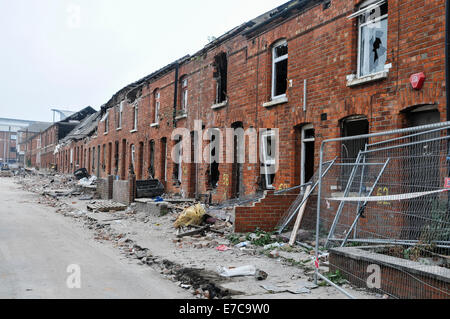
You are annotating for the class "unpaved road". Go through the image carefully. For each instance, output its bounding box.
[0,177,191,299]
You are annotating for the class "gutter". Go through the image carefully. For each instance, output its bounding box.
[242,0,318,38]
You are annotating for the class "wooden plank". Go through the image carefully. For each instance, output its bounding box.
[289,185,312,246]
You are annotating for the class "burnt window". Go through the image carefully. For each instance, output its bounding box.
[272,40,288,99]
[213,52,228,104]
[148,140,155,178]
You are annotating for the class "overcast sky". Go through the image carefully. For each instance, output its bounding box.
[0,0,287,122]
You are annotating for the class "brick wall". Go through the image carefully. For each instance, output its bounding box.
[330,247,450,299]
[96,175,113,200]
[235,191,299,233]
[53,0,447,230]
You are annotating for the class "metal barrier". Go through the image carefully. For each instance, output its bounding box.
[313,121,450,299]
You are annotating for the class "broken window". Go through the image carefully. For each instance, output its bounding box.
[261,130,277,189]
[130,144,135,172]
[213,53,227,104]
[173,136,182,184]
[153,90,160,124]
[180,77,188,114]
[114,141,119,175]
[148,140,155,178]
[104,113,109,133]
[356,0,388,77]
[208,129,221,189]
[271,40,288,99]
[117,101,124,129]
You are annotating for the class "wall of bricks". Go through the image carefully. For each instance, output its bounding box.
[52,0,447,232]
[329,247,450,299]
[96,175,113,200]
[235,191,299,232]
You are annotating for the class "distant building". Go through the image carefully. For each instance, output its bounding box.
[24,107,96,170]
[0,118,50,165]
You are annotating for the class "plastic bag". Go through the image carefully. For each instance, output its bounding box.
[173,204,206,228]
[217,265,257,277]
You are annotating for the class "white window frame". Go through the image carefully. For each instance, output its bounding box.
[181,79,188,113]
[301,124,315,187]
[356,0,388,78]
[271,39,288,100]
[153,91,160,125]
[117,101,123,129]
[131,144,135,171]
[133,102,138,131]
[261,130,276,190]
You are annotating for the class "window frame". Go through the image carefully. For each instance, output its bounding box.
[271,39,288,101]
[117,101,124,129]
[261,130,276,190]
[153,91,160,125]
[180,78,188,113]
[356,1,388,78]
[132,102,138,131]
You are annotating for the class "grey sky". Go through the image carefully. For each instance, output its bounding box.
[0,0,287,122]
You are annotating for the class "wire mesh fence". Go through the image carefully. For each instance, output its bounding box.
[313,122,450,299]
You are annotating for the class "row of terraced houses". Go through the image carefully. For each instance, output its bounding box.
[25,0,447,231]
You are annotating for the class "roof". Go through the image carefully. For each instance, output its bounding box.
[18,122,52,133]
[102,1,321,111]
[60,111,102,143]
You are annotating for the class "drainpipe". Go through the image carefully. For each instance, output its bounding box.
[173,62,179,128]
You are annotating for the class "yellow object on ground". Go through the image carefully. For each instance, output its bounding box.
[173,204,205,229]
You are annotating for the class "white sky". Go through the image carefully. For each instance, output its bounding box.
[0,0,287,122]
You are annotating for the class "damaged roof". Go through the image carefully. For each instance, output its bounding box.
[102,0,319,111]
[60,111,102,144]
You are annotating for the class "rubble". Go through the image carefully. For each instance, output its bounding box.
[11,173,382,300]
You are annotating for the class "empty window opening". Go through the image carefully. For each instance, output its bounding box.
[173,136,182,185]
[148,140,155,179]
[301,124,315,186]
[114,141,119,176]
[356,0,388,77]
[161,137,167,182]
[208,130,221,189]
[340,116,369,190]
[213,53,228,104]
[104,113,109,133]
[231,122,244,198]
[107,142,112,175]
[121,139,126,179]
[138,142,144,179]
[130,144,136,174]
[272,40,288,99]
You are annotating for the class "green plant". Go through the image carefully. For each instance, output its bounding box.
[246,228,278,247]
[325,270,347,285]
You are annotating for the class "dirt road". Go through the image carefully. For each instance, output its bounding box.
[0,177,191,299]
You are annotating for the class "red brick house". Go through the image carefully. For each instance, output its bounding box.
[55,0,447,231]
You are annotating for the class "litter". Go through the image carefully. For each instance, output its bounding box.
[173,204,206,229]
[264,242,285,250]
[215,245,231,252]
[218,265,257,277]
[78,175,97,186]
[235,241,250,248]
